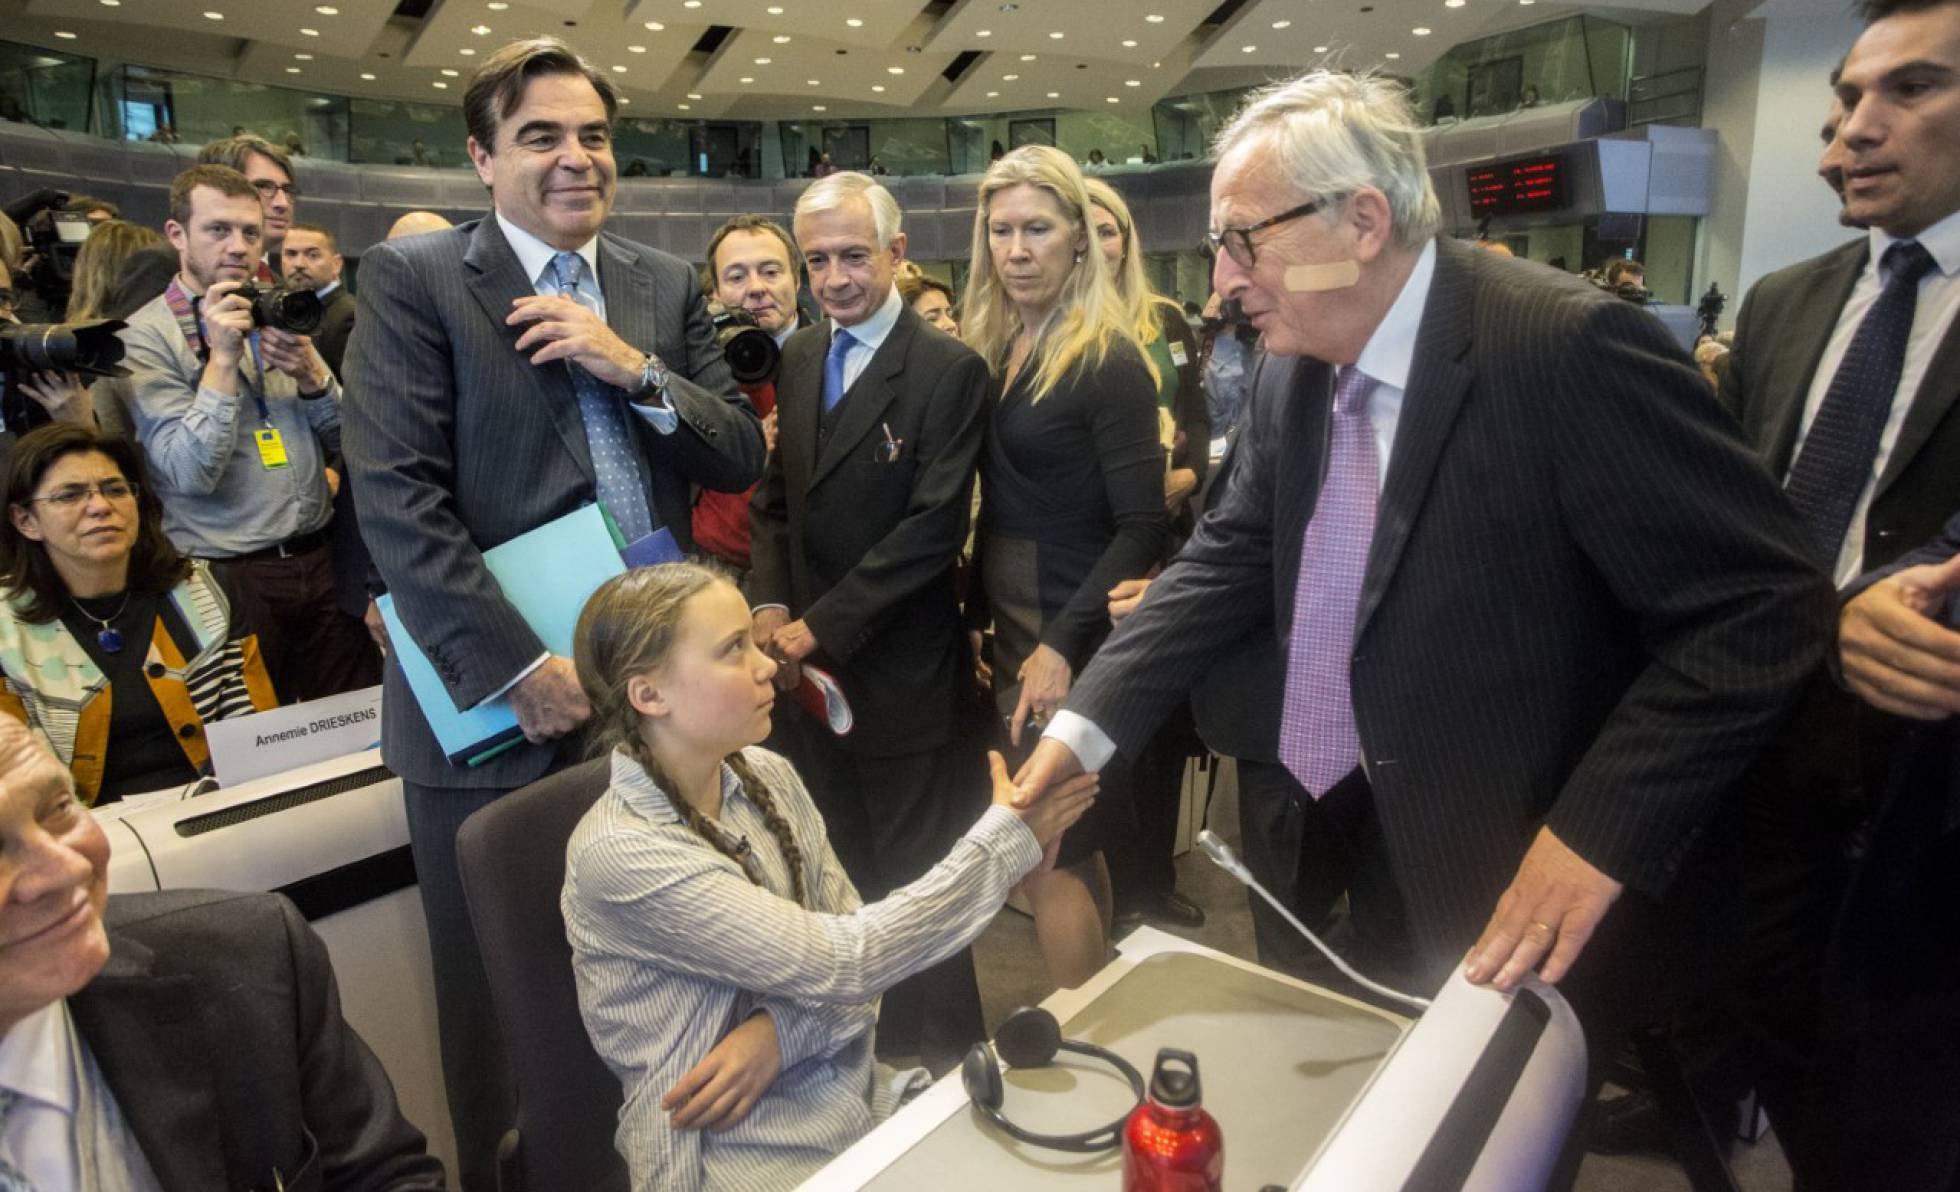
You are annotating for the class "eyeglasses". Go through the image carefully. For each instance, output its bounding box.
[25,479,138,509]
[1202,199,1326,269]
[252,179,302,200]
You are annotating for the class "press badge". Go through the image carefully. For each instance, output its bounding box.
[255,427,292,470]
[1169,341,1189,367]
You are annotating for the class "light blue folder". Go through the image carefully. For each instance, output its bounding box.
[378,504,627,766]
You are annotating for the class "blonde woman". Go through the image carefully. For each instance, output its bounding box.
[965,145,1168,987]
[64,218,167,322]
[1082,178,1212,932]
[562,563,1094,1190]
[1083,178,1208,527]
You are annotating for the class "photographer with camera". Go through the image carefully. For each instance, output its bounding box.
[693,214,804,573]
[1,190,118,324]
[1602,256,1649,304]
[117,164,377,703]
[0,255,95,440]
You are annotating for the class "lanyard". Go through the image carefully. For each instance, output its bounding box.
[164,277,273,425]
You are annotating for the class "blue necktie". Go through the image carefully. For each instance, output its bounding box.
[1784,240,1939,564]
[547,251,655,543]
[823,328,856,413]
[0,1088,36,1191]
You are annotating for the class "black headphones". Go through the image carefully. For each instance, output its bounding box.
[960,1005,1147,1153]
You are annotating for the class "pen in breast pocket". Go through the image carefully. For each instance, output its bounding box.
[878,421,904,463]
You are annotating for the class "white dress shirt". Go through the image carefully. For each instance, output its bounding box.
[1792,209,1960,587]
[1046,240,1439,771]
[0,1001,81,1191]
[487,211,684,701]
[830,285,905,393]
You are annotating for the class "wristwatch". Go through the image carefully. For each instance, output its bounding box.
[636,352,670,401]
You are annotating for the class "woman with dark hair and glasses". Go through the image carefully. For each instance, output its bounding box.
[0,423,276,803]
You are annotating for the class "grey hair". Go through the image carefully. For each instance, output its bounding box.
[794,171,903,245]
[1213,70,1441,249]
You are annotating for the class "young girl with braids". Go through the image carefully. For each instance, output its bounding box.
[561,562,1098,1192]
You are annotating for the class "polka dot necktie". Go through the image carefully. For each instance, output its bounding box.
[547,251,654,543]
[0,1088,37,1192]
[1783,239,1938,565]
[1279,365,1379,799]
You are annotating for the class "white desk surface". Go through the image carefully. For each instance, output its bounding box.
[799,926,1412,1191]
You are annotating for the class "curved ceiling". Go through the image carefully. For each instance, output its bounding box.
[0,0,1706,119]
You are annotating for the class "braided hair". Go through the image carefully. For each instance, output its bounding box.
[574,563,808,906]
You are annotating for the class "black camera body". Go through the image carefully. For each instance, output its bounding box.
[1696,282,1728,340]
[708,302,781,385]
[235,282,325,336]
[3,189,92,312]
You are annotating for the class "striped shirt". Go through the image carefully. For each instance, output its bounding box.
[562,746,1042,1192]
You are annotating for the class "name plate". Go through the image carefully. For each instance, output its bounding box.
[205,685,384,788]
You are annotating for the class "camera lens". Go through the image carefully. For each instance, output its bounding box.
[238,283,325,335]
[717,324,779,385]
[0,320,128,376]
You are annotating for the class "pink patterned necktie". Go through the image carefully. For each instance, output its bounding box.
[1279,365,1380,798]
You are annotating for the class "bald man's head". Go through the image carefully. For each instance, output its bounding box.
[0,718,112,1033]
[387,211,454,240]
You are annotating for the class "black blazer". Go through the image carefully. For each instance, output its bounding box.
[1068,238,1835,975]
[748,307,988,756]
[345,216,764,790]
[313,284,357,380]
[70,890,444,1192]
[1722,235,1960,576]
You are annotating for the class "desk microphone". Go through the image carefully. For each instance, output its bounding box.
[1195,829,1431,1012]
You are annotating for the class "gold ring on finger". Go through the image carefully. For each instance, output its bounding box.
[1530,920,1554,936]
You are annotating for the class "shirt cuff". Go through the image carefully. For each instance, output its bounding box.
[1044,710,1118,773]
[969,804,1045,878]
[630,393,680,435]
[478,652,549,708]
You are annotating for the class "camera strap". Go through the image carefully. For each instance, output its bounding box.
[163,277,206,362]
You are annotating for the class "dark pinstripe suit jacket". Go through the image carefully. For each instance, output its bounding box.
[77,891,444,1191]
[1722,235,1960,576]
[344,216,764,790]
[1068,237,1836,974]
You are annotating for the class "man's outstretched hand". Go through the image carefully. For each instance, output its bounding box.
[1011,736,1085,808]
[1464,826,1622,992]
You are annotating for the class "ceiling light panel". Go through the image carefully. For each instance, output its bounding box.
[40,0,401,59]
[629,0,924,51]
[920,0,1215,57]
[403,0,699,82]
[689,26,956,106]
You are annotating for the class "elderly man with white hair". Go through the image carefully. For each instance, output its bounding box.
[1015,68,1834,1127]
[0,717,445,1189]
[748,170,991,1067]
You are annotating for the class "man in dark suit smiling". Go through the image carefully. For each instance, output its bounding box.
[343,37,762,1187]
[0,718,443,1192]
[749,172,990,1066]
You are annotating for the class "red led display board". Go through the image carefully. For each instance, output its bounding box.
[1465,155,1568,217]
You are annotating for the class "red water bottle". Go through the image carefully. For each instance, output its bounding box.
[1123,1048,1224,1192]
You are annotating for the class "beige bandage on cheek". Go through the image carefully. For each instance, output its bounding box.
[1283,260,1362,292]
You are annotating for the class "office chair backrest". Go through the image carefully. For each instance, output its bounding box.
[456,757,629,1192]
